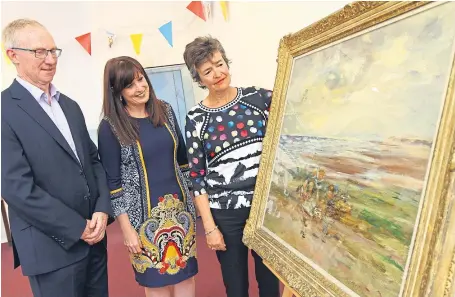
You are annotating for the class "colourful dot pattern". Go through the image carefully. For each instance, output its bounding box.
[188,106,266,162]
[185,87,272,196]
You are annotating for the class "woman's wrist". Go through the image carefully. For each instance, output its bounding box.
[202,221,217,233]
[205,225,218,236]
[119,220,134,233]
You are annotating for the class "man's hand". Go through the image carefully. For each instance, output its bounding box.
[84,212,108,245]
[81,220,94,242]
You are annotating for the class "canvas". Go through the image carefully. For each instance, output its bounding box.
[243,2,455,297]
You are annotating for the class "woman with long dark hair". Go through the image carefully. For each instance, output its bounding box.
[97,56,198,297]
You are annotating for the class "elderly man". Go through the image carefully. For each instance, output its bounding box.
[1,19,113,297]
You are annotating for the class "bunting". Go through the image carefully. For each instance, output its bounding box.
[68,2,232,53]
[186,1,206,21]
[159,21,173,47]
[203,1,213,21]
[106,31,116,48]
[220,1,229,21]
[75,33,91,55]
[130,33,143,55]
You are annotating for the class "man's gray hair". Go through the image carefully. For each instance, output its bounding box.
[183,36,231,89]
[2,18,46,49]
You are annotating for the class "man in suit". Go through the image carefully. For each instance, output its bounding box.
[1,19,113,297]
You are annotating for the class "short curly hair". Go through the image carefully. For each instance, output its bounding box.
[183,36,231,89]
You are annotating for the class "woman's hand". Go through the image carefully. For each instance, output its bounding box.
[123,225,143,255]
[192,193,226,251]
[206,228,227,251]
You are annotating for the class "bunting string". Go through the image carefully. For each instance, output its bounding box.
[97,2,215,54]
[2,1,230,61]
[96,3,200,53]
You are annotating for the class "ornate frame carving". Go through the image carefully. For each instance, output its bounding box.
[243,2,455,296]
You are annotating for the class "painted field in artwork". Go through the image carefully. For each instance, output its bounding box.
[263,3,455,297]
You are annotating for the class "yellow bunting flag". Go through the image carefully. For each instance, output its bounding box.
[2,43,12,66]
[130,33,143,55]
[220,1,229,21]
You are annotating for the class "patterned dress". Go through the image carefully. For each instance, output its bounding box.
[185,86,272,210]
[98,102,198,288]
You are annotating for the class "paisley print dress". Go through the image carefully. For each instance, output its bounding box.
[98,102,198,288]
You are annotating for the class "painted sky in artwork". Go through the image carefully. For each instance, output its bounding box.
[284,2,455,141]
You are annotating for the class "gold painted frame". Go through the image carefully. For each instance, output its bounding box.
[243,1,455,297]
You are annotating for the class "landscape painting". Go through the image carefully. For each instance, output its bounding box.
[260,2,455,297]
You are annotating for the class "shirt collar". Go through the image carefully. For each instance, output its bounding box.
[15,76,60,102]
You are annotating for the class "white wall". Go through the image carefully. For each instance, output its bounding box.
[0,1,349,243]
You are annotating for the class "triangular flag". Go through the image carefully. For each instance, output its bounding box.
[159,21,173,47]
[75,33,91,55]
[130,33,143,55]
[187,1,206,21]
[203,1,213,21]
[2,43,12,65]
[220,1,229,21]
[106,31,116,48]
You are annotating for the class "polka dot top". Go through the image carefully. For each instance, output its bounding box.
[184,86,272,210]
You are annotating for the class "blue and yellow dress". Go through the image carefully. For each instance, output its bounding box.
[98,101,198,288]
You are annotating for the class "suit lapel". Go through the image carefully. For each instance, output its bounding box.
[58,96,85,167]
[10,80,81,166]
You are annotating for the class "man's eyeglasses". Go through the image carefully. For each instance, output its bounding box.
[11,48,62,59]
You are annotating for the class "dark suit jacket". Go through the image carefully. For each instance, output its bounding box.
[1,79,114,276]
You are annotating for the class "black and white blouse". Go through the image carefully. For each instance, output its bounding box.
[184,86,272,210]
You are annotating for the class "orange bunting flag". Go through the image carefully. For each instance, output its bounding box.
[220,1,229,21]
[130,33,143,55]
[75,33,91,55]
[187,1,206,21]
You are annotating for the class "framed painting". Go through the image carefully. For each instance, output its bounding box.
[243,1,455,297]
